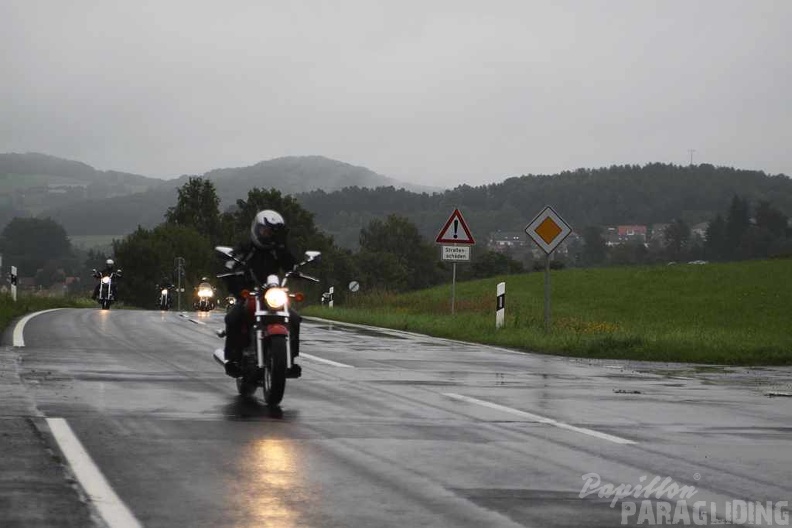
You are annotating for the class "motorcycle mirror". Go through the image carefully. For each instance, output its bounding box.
[304,251,321,262]
[215,246,243,264]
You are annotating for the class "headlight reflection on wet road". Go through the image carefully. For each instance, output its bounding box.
[231,438,303,528]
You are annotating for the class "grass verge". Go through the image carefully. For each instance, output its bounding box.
[303,259,792,365]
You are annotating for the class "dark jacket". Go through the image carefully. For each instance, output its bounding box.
[224,241,297,296]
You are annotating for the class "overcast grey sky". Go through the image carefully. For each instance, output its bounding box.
[1,1,790,187]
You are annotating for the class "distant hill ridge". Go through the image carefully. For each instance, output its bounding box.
[0,152,437,234]
[181,155,439,202]
[0,152,161,186]
[3,154,791,251]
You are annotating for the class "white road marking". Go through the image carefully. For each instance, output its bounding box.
[301,353,354,368]
[46,418,143,528]
[443,393,637,445]
[12,308,63,347]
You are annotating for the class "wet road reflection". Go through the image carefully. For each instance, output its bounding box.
[223,397,285,421]
[232,439,302,528]
[13,310,792,528]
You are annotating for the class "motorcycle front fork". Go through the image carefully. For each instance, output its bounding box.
[255,326,293,369]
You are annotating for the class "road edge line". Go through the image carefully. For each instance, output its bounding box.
[301,352,354,368]
[443,393,637,445]
[46,418,143,528]
[12,308,64,347]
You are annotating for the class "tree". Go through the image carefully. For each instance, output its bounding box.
[165,177,222,243]
[580,226,608,266]
[468,251,523,279]
[112,224,214,307]
[755,201,788,238]
[704,214,727,261]
[358,214,442,291]
[725,195,751,259]
[664,219,691,260]
[0,217,74,276]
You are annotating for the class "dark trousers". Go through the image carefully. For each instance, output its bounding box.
[224,302,301,362]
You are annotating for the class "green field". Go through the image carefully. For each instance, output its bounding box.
[303,259,792,365]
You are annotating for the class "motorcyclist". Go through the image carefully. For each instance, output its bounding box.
[220,210,301,378]
[193,278,217,310]
[156,275,175,308]
[92,259,120,300]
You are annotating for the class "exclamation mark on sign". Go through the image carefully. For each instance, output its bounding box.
[453,219,459,239]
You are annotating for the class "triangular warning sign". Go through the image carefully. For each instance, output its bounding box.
[436,208,475,245]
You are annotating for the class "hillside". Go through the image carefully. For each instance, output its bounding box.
[300,163,792,248]
[37,155,436,235]
[6,155,791,248]
[0,152,165,229]
[193,155,438,201]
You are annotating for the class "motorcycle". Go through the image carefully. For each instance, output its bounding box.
[93,268,121,310]
[212,246,320,406]
[158,284,175,311]
[193,281,217,312]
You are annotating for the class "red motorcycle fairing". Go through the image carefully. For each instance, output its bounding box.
[265,323,289,336]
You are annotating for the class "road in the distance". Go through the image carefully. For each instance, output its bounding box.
[8,307,792,527]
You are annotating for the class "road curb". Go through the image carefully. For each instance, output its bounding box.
[0,346,98,526]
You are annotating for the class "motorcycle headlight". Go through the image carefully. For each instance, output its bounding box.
[101,277,111,284]
[161,289,168,295]
[264,288,288,310]
[198,288,214,298]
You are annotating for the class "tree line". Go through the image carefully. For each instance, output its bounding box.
[568,195,791,267]
[109,178,525,307]
[4,172,790,302]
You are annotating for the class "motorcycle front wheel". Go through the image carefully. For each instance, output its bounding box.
[263,335,287,406]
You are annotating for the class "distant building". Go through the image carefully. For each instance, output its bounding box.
[617,225,647,243]
[605,225,647,246]
[488,231,527,253]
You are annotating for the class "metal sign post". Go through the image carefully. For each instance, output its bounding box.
[525,206,572,332]
[175,257,186,311]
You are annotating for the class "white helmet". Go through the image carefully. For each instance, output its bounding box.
[250,210,286,249]
[106,259,115,268]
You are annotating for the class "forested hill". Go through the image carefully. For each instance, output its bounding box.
[191,155,438,200]
[0,153,165,229]
[36,155,436,235]
[0,152,161,190]
[299,163,792,248]
[26,161,792,246]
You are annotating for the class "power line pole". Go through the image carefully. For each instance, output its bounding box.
[175,257,186,311]
[688,149,696,166]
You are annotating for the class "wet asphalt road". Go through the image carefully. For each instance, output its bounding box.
[5,307,792,527]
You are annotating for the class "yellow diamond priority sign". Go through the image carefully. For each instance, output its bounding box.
[525,206,572,254]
